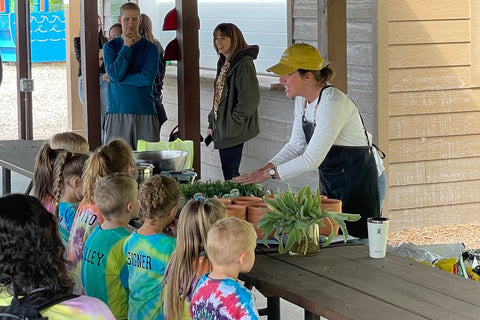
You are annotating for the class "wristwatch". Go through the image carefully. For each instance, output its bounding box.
[268,167,277,179]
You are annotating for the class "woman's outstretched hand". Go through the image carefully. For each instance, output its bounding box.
[233,163,275,185]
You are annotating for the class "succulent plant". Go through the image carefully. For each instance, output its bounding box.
[259,185,361,255]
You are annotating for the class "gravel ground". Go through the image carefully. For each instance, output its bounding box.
[0,62,68,140]
[2,62,479,250]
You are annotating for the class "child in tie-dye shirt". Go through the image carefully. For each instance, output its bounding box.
[123,174,180,320]
[52,151,89,247]
[0,194,115,320]
[67,139,135,293]
[190,217,259,320]
[82,173,139,319]
[163,198,227,320]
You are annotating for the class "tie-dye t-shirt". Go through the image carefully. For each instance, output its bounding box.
[0,292,115,320]
[66,200,105,294]
[82,226,131,319]
[190,274,259,320]
[123,231,176,320]
[58,201,79,247]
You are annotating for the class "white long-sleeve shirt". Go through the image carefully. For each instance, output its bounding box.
[270,86,383,180]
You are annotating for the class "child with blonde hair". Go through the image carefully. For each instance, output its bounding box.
[123,174,180,320]
[52,150,89,247]
[190,217,259,319]
[82,173,139,319]
[164,198,227,320]
[66,138,134,293]
[49,132,90,154]
[33,132,89,213]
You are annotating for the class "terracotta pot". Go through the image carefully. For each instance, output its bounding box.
[263,194,275,201]
[215,198,232,206]
[320,198,342,213]
[319,198,342,236]
[231,196,263,206]
[226,204,246,220]
[246,202,269,239]
[318,218,340,236]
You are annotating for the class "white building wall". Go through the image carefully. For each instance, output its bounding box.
[138,0,287,75]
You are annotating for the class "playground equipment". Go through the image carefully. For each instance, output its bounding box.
[0,0,65,62]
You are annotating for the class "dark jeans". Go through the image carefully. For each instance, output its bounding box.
[219,143,244,181]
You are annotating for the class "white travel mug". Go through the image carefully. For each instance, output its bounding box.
[367,217,389,258]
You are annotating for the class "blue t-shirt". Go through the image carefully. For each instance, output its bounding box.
[103,37,159,115]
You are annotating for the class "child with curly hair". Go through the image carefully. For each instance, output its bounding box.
[123,174,180,320]
[164,198,227,320]
[52,150,89,247]
[66,138,135,293]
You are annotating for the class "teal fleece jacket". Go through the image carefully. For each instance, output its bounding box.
[208,45,260,149]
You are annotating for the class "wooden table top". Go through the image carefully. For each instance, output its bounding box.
[240,243,480,320]
[0,139,45,177]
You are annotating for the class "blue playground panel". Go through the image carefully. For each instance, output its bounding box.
[0,11,65,62]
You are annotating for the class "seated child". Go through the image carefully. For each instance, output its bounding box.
[123,174,180,320]
[0,194,115,319]
[164,198,227,319]
[67,138,135,294]
[52,150,89,247]
[82,173,139,319]
[190,217,259,320]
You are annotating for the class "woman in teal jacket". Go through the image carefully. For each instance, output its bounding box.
[207,23,260,181]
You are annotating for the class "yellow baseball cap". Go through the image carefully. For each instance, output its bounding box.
[267,43,325,75]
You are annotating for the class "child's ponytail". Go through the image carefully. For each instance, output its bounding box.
[33,142,61,202]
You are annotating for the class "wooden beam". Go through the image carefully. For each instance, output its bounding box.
[15,0,33,140]
[80,0,101,150]
[327,0,346,93]
[176,0,201,177]
[66,0,84,137]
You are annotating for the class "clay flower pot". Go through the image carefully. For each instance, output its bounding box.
[215,198,232,206]
[225,204,246,220]
[319,198,342,236]
[246,202,269,239]
[231,196,263,206]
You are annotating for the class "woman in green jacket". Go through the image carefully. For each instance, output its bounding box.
[207,23,260,181]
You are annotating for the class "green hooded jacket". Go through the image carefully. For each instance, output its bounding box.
[208,45,260,149]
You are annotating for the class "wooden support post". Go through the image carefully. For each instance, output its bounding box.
[15,0,33,140]
[80,0,102,150]
[318,0,347,93]
[65,0,84,137]
[176,0,201,177]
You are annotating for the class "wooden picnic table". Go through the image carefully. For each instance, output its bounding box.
[0,139,44,195]
[240,243,480,320]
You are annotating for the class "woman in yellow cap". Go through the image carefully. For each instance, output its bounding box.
[233,43,381,239]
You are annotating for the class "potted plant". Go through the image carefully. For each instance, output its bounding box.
[259,185,361,255]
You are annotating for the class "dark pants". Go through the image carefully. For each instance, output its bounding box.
[219,143,244,181]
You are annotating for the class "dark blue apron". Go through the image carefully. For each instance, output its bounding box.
[303,86,380,238]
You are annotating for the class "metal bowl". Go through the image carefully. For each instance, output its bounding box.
[133,150,188,173]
